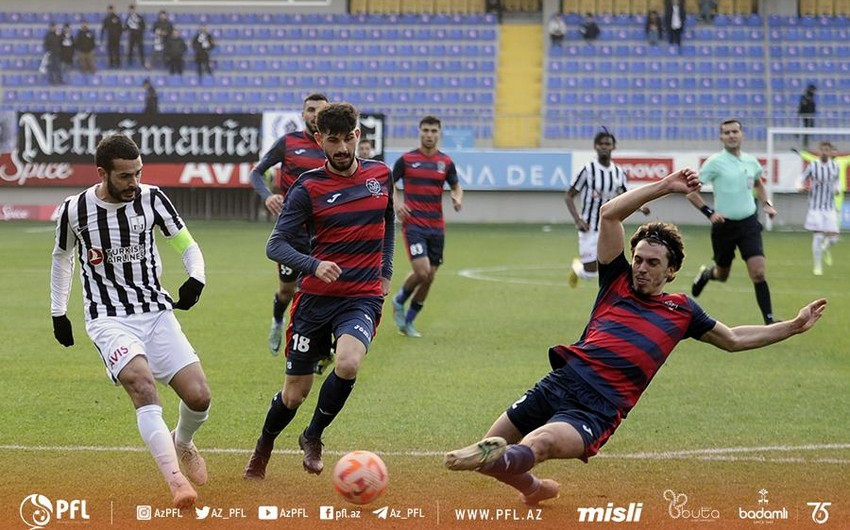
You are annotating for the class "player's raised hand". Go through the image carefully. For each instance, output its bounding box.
[315,261,342,283]
[52,315,74,347]
[664,168,700,195]
[792,298,828,333]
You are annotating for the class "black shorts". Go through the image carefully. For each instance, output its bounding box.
[284,293,383,376]
[710,213,764,268]
[402,226,445,266]
[506,364,622,462]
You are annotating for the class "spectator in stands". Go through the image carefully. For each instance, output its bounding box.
[645,10,663,46]
[579,13,600,42]
[152,10,173,70]
[43,22,63,85]
[165,28,187,75]
[101,5,123,68]
[59,24,75,73]
[192,25,215,79]
[547,12,567,47]
[75,21,97,74]
[358,138,374,159]
[699,0,716,22]
[143,79,158,114]
[665,0,686,48]
[798,84,817,148]
[124,4,146,67]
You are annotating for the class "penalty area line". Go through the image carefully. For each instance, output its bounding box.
[1,443,848,464]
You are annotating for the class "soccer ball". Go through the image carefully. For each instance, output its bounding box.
[332,450,389,505]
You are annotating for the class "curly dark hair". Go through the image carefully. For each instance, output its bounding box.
[629,221,685,273]
[95,134,140,173]
[316,102,359,136]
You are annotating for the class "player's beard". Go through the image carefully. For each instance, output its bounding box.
[328,153,355,173]
[107,177,140,203]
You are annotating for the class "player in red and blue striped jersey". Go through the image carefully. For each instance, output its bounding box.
[445,168,827,506]
[244,102,394,480]
[391,115,463,338]
[250,93,329,357]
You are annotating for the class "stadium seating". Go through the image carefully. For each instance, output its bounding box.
[0,11,499,141]
[542,12,850,142]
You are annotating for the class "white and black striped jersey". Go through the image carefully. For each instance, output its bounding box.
[570,159,628,230]
[51,184,184,320]
[803,159,839,211]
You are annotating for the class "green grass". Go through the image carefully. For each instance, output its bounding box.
[1,221,848,529]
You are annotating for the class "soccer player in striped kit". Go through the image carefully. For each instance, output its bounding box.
[800,141,841,275]
[250,93,330,359]
[50,134,210,509]
[244,102,394,479]
[566,130,649,287]
[445,168,827,506]
[391,115,463,337]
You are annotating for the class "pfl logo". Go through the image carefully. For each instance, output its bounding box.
[20,493,90,529]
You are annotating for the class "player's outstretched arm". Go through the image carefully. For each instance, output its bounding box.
[597,168,699,264]
[698,299,827,352]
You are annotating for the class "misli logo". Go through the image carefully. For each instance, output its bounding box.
[20,494,90,529]
[577,502,642,523]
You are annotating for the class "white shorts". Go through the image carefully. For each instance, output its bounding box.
[578,230,599,264]
[804,209,839,234]
[85,311,199,385]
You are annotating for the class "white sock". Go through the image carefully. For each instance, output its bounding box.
[813,233,824,268]
[136,404,181,481]
[572,261,598,281]
[174,400,209,446]
[827,234,838,247]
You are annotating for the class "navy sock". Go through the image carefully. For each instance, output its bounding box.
[304,372,355,439]
[754,281,774,324]
[272,294,286,323]
[485,471,540,495]
[405,301,424,325]
[480,444,536,475]
[258,392,297,450]
[394,286,412,305]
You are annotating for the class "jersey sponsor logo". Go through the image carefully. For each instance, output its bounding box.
[365,178,382,197]
[129,215,145,233]
[326,193,342,204]
[87,247,104,265]
[105,244,145,264]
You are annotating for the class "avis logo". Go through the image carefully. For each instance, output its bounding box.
[20,494,90,529]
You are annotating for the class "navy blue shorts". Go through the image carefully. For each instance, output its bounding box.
[284,293,383,376]
[711,213,764,267]
[506,364,623,462]
[402,226,445,266]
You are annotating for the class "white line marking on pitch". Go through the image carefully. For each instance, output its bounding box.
[1,443,848,464]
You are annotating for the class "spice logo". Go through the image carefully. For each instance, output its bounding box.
[20,493,90,529]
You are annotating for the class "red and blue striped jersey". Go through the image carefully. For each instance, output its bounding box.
[392,149,458,233]
[267,159,395,298]
[550,253,716,416]
[252,130,326,197]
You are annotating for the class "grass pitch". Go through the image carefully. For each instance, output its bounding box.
[1,220,847,529]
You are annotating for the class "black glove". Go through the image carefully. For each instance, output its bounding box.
[52,315,74,347]
[173,277,204,310]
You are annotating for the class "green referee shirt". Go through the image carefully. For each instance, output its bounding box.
[699,150,763,220]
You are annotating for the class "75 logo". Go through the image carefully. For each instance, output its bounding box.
[807,502,831,525]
